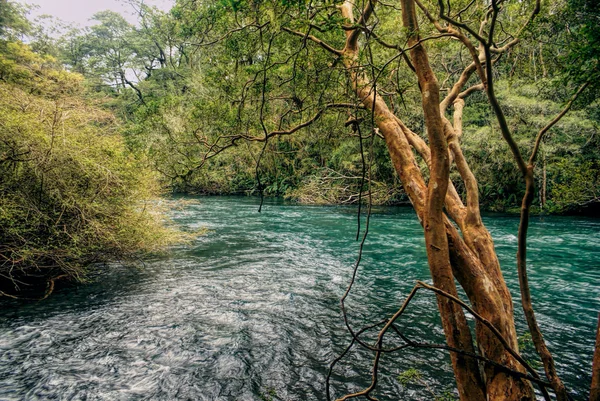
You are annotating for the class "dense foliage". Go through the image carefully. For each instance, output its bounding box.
[32,0,595,213]
[0,6,178,296]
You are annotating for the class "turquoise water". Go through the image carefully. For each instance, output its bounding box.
[0,196,598,400]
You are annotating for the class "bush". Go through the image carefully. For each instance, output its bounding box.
[0,41,179,297]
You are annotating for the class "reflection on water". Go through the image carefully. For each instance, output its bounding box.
[1,197,598,400]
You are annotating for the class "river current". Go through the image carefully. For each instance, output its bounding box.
[0,196,598,400]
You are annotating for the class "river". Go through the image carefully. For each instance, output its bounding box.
[0,196,598,400]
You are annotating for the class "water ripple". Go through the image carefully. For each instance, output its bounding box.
[0,197,598,400]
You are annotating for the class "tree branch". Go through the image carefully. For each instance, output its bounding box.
[281,27,343,56]
[529,81,590,165]
[516,81,590,401]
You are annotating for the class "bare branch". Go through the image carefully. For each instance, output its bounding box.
[281,27,343,56]
[515,81,590,401]
[347,0,377,51]
[190,21,270,49]
[437,0,486,44]
[334,282,553,401]
[416,281,551,401]
[490,0,541,53]
[530,81,590,165]
[458,83,484,99]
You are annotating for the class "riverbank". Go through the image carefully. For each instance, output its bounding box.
[173,190,600,217]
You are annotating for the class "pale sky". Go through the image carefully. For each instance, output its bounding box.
[17,0,174,27]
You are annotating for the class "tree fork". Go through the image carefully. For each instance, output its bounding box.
[327,0,542,399]
[400,1,486,400]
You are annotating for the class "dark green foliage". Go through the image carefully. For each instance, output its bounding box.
[457,82,600,212]
[561,0,600,88]
[27,0,598,214]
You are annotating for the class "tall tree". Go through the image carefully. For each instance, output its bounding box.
[157,0,597,399]
[0,0,30,41]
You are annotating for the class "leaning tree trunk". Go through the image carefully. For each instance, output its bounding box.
[336,0,535,400]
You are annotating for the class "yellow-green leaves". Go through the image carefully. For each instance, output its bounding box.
[0,41,179,296]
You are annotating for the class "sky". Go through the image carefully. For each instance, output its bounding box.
[16,0,175,27]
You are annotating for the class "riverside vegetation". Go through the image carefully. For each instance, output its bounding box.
[0,3,181,297]
[0,0,599,400]
[4,0,595,212]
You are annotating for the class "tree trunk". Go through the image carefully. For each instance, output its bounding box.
[542,156,547,209]
[589,314,600,401]
[400,1,487,399]
[335,1,535,399]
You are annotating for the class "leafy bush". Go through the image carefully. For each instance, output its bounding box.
[0,40,178,297]
[548,159,600,213]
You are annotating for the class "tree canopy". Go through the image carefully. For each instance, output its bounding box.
[35,0,596,213]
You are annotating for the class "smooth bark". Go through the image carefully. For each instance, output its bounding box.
[312,1,553,399]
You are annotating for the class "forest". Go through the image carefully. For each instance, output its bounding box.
[0,0,599,399]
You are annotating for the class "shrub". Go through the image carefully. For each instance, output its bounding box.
[0,41,179,297]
